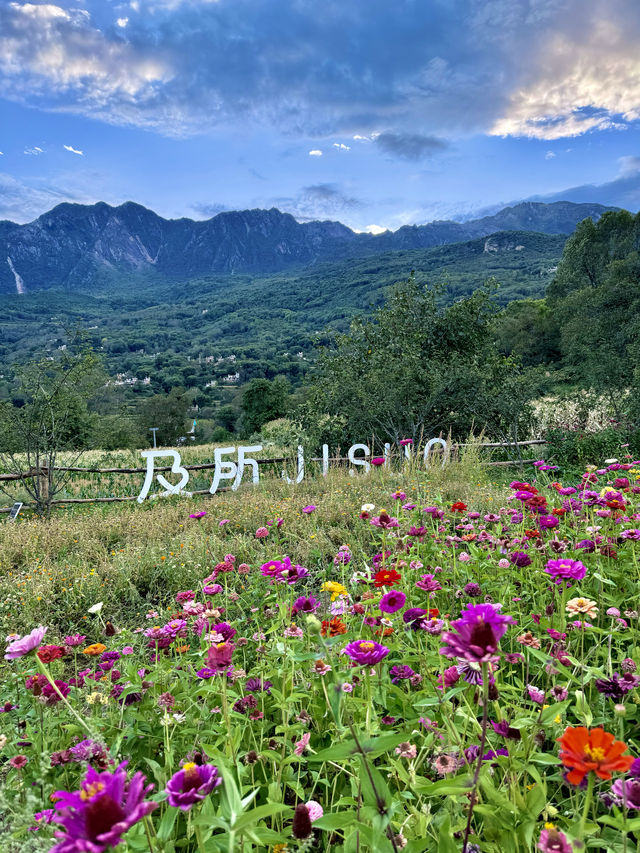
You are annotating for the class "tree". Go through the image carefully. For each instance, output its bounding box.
[303,276,536,447]
[546,210,640,421]
[239,377,290,435]
[0,345,104,515]
[138,387,192,446]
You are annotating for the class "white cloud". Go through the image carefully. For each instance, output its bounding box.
[332,143,350,151]
[63,144,84,155]
[308,149,323,157]
[545,151,556,159]
[618,155,640,177]
[24,146,44,155]
[491,16,640,140]
[116,17,129,27]
[364,224,387,234]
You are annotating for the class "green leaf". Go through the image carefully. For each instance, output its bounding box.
[232,803,291,832]
[156,806,178,842]
[313,811,358,831]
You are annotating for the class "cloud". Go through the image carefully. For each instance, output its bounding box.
[374,132,448,161]
[191,201,229,217]
[332,143,350,151]
[618,155,640,177]
[491,4,640,139]
[0,172,74,221]
[63,144,84,155]
[270,182,363,221]
[545,151,556,159]
[1,0,639,146]
[23,146,44,155]
[308,150,323,157]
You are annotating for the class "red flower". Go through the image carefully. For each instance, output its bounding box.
[373,569,402,588]
[552,507,567,516]
[558,726,634,786]
[36,645,65,664]
[321,617,347,637]
[450,501,467,513]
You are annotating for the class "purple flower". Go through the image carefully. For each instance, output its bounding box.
[544,558,586,584]
[4,626,47,660]
[379,590,406,614]
[261,557,292,578]
[621,529,640,540]
[389,665,415,684]
[63,635,86,648]
[463,582,482,597]
[302,505,316,514]
[165,762,221,811]
[415,574,441,592]
[538,828,573,853]
[527,684,545,704]
[576,539,596,552]
[611,779,640,809]
[50,761,156,853]
[245,678,272,694]
[205,642,234,673]
[539,515,560,529]
[509,551,531,568]
[402,607,428,628]
[292,596,320,614]
[342,640,389,666]
[440,603,516,664]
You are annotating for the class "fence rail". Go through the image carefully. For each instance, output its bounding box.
[0,438,547,513]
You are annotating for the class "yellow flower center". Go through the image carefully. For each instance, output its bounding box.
[80,782,105,801]
[584,745,606,763]
[183,762,197,772]
[359,641,375,651]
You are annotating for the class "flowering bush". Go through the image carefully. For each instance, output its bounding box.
[1,460,640,851]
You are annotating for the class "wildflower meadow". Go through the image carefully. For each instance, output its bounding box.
[1,453,640,853]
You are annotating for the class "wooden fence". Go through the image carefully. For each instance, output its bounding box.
[0,439,547,513]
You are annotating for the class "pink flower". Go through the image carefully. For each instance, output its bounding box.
[219,519,230,527]
[5,627,47,660]
[294,732,311,756]
[302,505,316,514]
[9,755,27,769]
[255,527,269,538]
[395,742,417,759]
[371,456,385,466]
[306,800,324,822]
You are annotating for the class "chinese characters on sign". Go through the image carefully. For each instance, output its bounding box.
[136,439,448,503]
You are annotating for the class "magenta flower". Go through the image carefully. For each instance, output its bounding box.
[292,596,320,614]
[302,505,316,514]
[189,511,207,519]
[544,558,586,584]
[294,732,311,756]
[415,574,442,592]
[379,590,406,613]
[255,526,269,538]
[261,557,292,577]
[440,603,516,664]
[371,456,385,466]
[63,635,86,648]
[205,642,234,673]
[538,827,573,853]
[165,762,221,811]
[50,761,156,853]
[343,639,389,666]
[611,778,640,809]
[5,626,47,660]
[399,438,413,447]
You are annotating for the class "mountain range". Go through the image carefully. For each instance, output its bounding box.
[0,199,616,295]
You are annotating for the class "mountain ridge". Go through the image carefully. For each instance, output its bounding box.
[0,199,617,294]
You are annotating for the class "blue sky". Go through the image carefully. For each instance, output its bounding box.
[1,0,640,230]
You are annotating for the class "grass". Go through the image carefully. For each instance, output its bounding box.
[0,450,505,635]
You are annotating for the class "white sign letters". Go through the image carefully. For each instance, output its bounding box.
[136,439,449,502]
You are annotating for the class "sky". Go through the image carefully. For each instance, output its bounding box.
[1,0,640,232]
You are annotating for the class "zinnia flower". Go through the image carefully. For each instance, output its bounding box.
[566,597,598,617]
[82,644,107,657]
[440,602,515,664]
[342,639,389,665]
[611,778,640,809]
[373,568,402,588]
[50,761,156,852]
[557,726,634,786]
[379,590,406,613]
[4,626,47,660]
[165,762,221,811]
[545,559,587,584]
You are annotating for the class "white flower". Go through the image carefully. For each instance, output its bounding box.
[604,458,618,464]
[0,734,7,749]
[361,503,375,512]
[172,713,186,724]
[87,602,104,614]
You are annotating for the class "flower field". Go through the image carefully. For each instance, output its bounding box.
[1,457,640,853]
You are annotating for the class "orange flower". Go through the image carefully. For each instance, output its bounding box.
[557,726,634,785]
[174,645,189,654]
[321,617,347,637]
[82,643,106,656]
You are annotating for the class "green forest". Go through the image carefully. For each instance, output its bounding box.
[1,212,638,458]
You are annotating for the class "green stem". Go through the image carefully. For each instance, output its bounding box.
[579,773,595,841]
[36,657,95,737]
